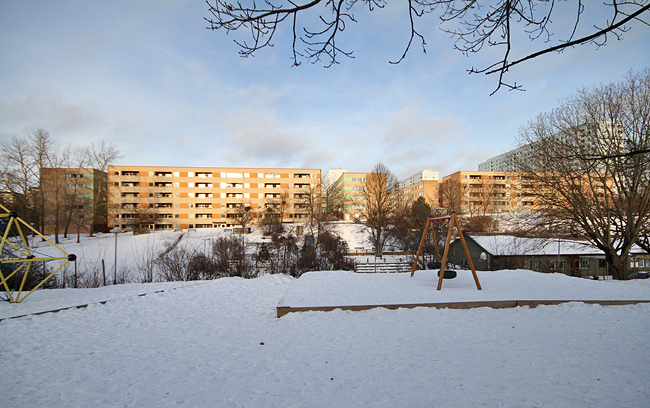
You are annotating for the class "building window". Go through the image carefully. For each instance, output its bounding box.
[580,259,591,269]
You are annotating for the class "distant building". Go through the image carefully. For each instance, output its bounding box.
[478,121,625,172]
[395,170,440,208]
[478,146,529,172]
[0,190,22,212]
[40,168,108,234]
[439,170,538,214]
[328,171,370,221]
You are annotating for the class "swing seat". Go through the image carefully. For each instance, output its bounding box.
[427,261,442,270]
[437,270,457,279]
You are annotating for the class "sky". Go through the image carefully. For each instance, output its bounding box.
[1,1,648,181]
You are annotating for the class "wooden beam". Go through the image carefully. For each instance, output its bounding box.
[276,299,650,317]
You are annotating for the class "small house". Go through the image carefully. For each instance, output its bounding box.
[448,234,648,278]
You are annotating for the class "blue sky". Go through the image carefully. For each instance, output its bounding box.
[1,1,648,180]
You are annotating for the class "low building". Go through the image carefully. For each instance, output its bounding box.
[448,234,648,278]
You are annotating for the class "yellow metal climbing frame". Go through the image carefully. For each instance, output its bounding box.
[0,203,75,303]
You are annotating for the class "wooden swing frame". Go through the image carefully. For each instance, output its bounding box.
[410,212,482,291]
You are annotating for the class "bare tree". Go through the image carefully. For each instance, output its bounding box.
[0,134,36,222]
[61,150,84,241]
[357,162,403,256]
[226,200,256,231]
[260,188,290,234]
[83,140,122,236]
[205,1,649,93]
[440,178,466,214]
[518,69,650,280]
[29,129,60,235]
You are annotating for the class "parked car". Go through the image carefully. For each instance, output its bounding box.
[628,272,650,279]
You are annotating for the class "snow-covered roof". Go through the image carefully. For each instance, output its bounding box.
[467,235,604,257]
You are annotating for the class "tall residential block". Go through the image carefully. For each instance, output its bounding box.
[107,166,320,230]
[328,171,370,221]
[395,170,440,208]
[439,171,539,214]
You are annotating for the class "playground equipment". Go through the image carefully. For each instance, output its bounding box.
[0,203,76,303]
[410,212,481,291]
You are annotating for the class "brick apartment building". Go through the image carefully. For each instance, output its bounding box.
[108,166,320,230]
[439,170,539,214]
[327,171,370,221]
[395,170,440,208]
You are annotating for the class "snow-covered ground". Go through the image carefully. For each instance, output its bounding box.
[2,269,650,407]
[2,228,650,407]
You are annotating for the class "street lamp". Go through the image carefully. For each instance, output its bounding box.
[110,227,123,284]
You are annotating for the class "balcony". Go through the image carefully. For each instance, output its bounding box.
[121,171,139,176]
[121,182,139,187]
[154,172,172,177]
[294,173,310,179]
[155,182,172,188]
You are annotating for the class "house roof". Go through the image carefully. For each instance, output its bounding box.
[464,234,647,257]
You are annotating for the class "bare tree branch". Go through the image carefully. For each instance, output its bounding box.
[206,0,650,93]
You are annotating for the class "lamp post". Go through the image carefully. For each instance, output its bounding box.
[110,227,123,284]
[30,223,35,248]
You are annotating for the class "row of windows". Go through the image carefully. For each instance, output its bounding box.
[117,202,312,210]
[113,171,317,179]
[116,181,313,189]
[463,201,535,206]
[117,191,312,200]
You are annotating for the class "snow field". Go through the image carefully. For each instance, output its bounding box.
[2,273,650,408]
